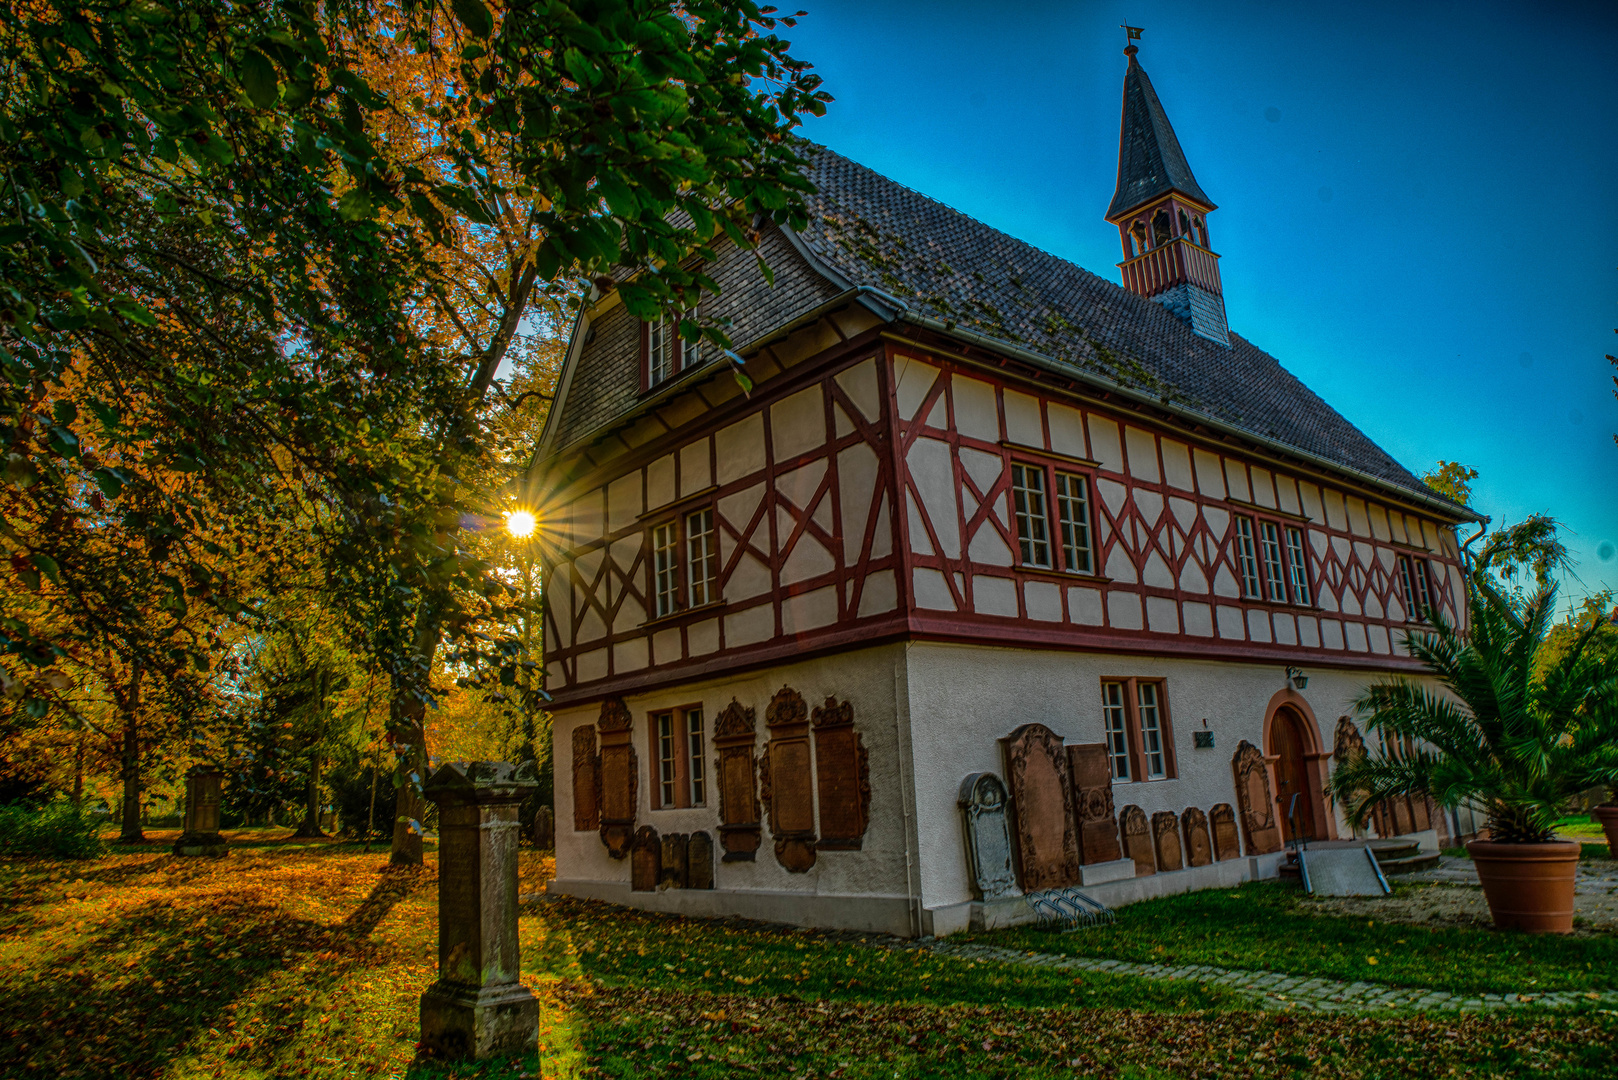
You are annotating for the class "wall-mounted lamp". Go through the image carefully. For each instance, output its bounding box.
[1285,666,1308,690]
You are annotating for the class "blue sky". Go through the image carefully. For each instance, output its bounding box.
[784,0,1618,606]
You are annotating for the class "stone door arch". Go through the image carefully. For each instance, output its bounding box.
[1262,688,1335,842]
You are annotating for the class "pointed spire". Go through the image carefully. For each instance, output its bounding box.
[1106,48,1214,221]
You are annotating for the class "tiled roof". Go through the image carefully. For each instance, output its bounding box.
[1107,53,1214,219]
[794,146,1452,507]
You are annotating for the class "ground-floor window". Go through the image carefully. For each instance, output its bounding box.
[1098,677,1176,782]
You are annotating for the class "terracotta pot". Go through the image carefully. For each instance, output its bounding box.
[1593,805,1618,854]
[1465,839,1580,934]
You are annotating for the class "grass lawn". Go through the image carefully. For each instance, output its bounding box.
[973,881,1618,995]
[0,835,1614,1079]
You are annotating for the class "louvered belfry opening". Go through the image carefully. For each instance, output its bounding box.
[1106,44,1230,347]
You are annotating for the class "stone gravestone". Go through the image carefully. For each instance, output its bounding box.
[761,686,817,872]
[687,832,715,890]
[1000,723,1082,892]
[532,806,555,850]
[631,826,661,892]
[811,696,871,850]
[713,699,762,862]
[570,726,599,832]
[419,761,539,1061]
[957,772,1018,901]
[659,832,688,889]
[1066,742,1122,865]
[1181,807,1213,867]
[1232,740,1282,855]
[173,765,228,857]
[1210,803,1242,861]
[1119,805,1155,877]
[1152,811,1184,872]
[596,699,637,859]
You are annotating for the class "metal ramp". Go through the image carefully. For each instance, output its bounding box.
[1027,885,1116,931]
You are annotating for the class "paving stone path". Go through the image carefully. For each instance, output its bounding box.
[924,941,1618,1014]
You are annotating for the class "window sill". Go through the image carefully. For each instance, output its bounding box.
[640,600,727,631]
[1235,595,1320,614]
[1012,566,1112,586]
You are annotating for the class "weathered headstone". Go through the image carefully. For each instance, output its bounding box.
[1066,742,1122,865]
[761,686,817,872]
[812,696,870,850]
[957,772,1018,901]
[631,826,661,892]
[172,765,228,857]
[659,832,688,889]
[1181,806,1213,867]
[1119,805,1155,876]
[570,726,599,832]
[1210,803,1242,861]
[713,699,762,862]
[419,761,539,1061]
[532,806,555,850]
[1232,740,1282,855]
[1001,723,1082,892]
[687,832,715,890]
[596,699,637,859]
[1152,811,1184,872]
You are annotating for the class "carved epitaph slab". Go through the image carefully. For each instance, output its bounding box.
[631,826,661,892]
[660,833,688,889]
[957,772,1018,901]
[1181,806,1213,867]
[1233,740,1282,855]
[761,687,817,872]
[596,699,637,859]
[571,726,599,832]
[687,832,715,890]
[173,765,228,857]
[1065,742,1122,865]
[1210,803,1241,861]
[713,699,762,862]
[811,696,870,850]
[1120,806,1155,876]
[1152,811,1184,872]
[1001,724,1082,892]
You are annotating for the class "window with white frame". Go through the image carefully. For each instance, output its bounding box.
[652,521,680,618]
[1136,681,1167,779]
[1101,681,1131,781]
[1010,463,1052,567]
[651,704,707,809]
[655,710,679,807]
[685,508,717,607]
[1055,472,1095,575]
[1259,521,1288,602]
[1397,554,1434,622]
[685,707,706,806]
[647,315,677,389]
[1235,515,1262,598]
[1285,526,1311,605]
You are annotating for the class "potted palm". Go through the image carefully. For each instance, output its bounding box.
[1330,580,1618,933]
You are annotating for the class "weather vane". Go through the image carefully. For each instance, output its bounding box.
[1121,24,1144,51]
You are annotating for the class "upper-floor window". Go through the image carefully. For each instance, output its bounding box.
[651,705,706,809]
[1011,461,1097,575]
[1397,554,1434,622]
[1236,513,1312,606]
[643,310,701,391]
[648,506,720,619]
[1099,677,1175,782]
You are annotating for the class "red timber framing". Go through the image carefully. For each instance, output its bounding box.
[540,323,1468,708]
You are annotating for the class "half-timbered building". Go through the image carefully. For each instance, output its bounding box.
[530,45,1477,936]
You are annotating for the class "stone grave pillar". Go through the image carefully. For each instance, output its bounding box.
[173,765,228,857]
[420,761,540,1061]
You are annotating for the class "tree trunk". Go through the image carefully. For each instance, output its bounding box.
[296,750,324,837]
[118,668,144,843]
[389,625,439,865]
[364,764,378,851]
[72,730,84,808]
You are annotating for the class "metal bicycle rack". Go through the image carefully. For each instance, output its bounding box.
[1027,885,1117,931]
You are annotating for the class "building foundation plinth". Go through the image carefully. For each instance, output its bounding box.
[419,760,539,1061]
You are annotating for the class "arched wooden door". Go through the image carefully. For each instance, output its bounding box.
[1271,708,1317,841]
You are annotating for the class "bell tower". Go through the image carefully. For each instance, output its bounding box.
[1106,43,1229,347]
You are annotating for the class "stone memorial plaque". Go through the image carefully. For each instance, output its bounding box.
[571,726,599,832]
[533,806,555,850]
[1307,847,1390,897]
[1120,805,1155,876]
[1066,742,1122,866]
[660,833,688,889]
[812,696,871,850]
[713,699,762,862]
[631,826,661,892]
[762,686,817,872]
[597,699,637,859]
[1152,811,1184,872]
[173,765,228,857]
[1232,740,1282,855]
[1001,723,1082,892]
[687,832,715,890]
[957,772,1018,901]
[1210,803,1241,861]
[1181,806,1213,867]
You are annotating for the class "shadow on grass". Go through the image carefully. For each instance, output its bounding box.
[0,864,433,1080]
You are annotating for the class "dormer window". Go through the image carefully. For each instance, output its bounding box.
[642,310,701,392]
